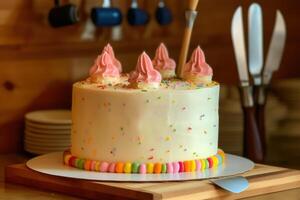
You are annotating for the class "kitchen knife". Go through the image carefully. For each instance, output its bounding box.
[248,3,263,86]
[263,10,286,85]
[255,10,286,158]
[231,7,249,87]
[231,7,264,162]
[248,3,266,156]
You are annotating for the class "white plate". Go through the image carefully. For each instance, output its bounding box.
[26,152,254,182]
[25,131,70,140]
[24,143,70,153]
[24,139,70,147]
[25,110,71,125]
[26,120,71,130]
[25,127,70,135]
[24,136,70,144]
[24,142,69,150]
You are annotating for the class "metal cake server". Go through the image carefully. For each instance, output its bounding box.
[211,176,249,193]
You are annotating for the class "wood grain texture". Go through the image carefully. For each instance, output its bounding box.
[5,164,300,200]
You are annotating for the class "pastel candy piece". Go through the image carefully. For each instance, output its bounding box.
[95,161,101,171]
[75,158,80,167]
[116,162,124,173]
[216,154,223,165]
[132,162,140,173]
[68,156,76,166]
[161,164,167,173]
[78,159,85,169]
[154,163,162,174]
[212,156,218,166]
[173,162,180,173]
[195,160,201,171]
[191,160,196,172]
[218,149,225,155]
[218,150,226,160]
[183,161,190,172]
[179,161,184,172]
[124,162,132,173]
[108,163,116,173]
[139,164,146,174]
[205,159,209,169]
[167,163,173,173]
[100,162,109,172]
[200,159,206,170]
[64,154,72,165]
[147,163,154,174]
[91,161,96,171]
[207,157,213,168]
[84,160,92,170]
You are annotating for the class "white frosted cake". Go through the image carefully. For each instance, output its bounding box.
[64,43,225,174]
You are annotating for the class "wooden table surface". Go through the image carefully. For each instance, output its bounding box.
[2,154,300,200]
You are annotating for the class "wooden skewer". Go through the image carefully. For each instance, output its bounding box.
[189,0,200,10]
[177,0,199,78]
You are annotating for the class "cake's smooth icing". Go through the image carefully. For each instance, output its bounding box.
[152,43,176,79]
[68,43,224,173]
[129,52,162,89]
[71,79,219,163]
[183,46,213,84]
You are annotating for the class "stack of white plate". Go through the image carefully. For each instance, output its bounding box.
[24,110,71,155]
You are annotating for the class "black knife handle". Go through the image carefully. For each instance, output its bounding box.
[239,86,264,163]
[242,106,264,162]
[253,85,268,158]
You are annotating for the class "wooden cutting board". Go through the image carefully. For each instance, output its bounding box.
[5,163,300,200]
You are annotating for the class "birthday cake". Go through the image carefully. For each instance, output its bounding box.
[64,43,225,174]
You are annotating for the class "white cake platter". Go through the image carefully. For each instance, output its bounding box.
[26,152,254,182]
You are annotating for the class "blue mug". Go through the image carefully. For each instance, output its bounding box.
[91,7,122,27]
[48,1,79,28]
[155,6,172,25]
[127,8,149,26]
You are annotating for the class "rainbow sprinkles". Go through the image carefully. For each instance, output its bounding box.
[64,149,225,174]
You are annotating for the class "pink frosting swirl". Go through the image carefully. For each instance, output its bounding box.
[152,43,176,71]
[102,43,122,72]
[129,52,162,84]
[183,46,213,76]
[89,51,120,78]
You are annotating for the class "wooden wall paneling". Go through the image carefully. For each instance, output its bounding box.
[0,56,98,153]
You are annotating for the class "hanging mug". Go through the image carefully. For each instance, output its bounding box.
[155,0,172,25]
[127,0,149,26]
[91,0,122,27]
[48,0,80,28]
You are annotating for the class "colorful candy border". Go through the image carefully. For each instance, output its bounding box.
[63,149,225,174]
